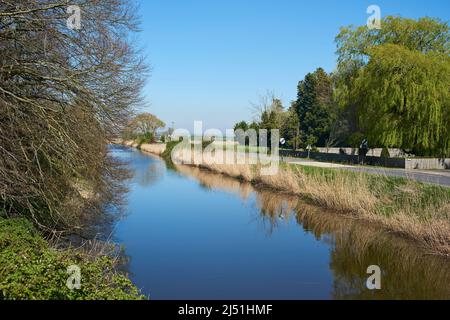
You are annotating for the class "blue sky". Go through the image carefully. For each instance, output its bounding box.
[136,0,449,132]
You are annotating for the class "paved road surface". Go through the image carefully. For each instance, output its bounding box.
[284,157,450,187]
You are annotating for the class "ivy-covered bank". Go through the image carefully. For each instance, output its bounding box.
[0,217,144,300]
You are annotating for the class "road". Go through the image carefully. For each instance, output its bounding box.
[283,157,450,187]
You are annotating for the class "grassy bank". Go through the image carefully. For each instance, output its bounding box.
[0,216,144,300]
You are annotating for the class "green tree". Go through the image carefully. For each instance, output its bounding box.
[248,98,283,149]
[129,113,166,136]
[234,121,251,146]
[248,122,260,131]
[295,68,336,147]
[233,121,249,132]
[334,16,450,154]
[280,102,300,150]
[336,16,449,67]
[353,44,450,156]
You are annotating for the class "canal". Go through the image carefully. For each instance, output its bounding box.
[110,145,450,300]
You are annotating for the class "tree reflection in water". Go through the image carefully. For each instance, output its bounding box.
[133,157,166,187]
[175,163,450,300]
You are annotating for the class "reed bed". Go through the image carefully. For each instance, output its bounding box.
[168,146,450,256]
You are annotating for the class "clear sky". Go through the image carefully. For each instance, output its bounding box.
[136,0,449,132]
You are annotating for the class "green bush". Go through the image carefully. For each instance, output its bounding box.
[136,132,155,149]
[0,217,144,300]
[348,132,365,148]
[161,141,181,161]
[381,147,391,158]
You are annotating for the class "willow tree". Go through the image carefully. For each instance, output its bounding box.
[334,16,449,154]
[336,16,449,66]
[354,44,450,156]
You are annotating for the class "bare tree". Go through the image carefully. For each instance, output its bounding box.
[0,0,148,233]
[250,90,278,121]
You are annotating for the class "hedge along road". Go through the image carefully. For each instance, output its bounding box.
[284,157,450,187]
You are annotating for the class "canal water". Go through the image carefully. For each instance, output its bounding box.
[110,145,450,300]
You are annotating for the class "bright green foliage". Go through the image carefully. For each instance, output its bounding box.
[0,217,144,300]
[296,68,336,147]
[336,16,450,66]
[334,16,450,155]
[161,141,181,161]
[280,103,301,150]
[354,44,450,156]
[136,132,156,148]
[233,121,249,132]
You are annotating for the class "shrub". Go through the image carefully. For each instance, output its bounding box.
[136,133,155,149]
[381,147,391,158]
[0,217,144,300]
[348,132,365,148]
[161,141,181,161]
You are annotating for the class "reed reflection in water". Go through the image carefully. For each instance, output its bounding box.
[175,164,450,300]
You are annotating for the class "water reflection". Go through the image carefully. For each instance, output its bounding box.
[175,164,253,200]
[131,153,165,187]
[297,206,450,299]
[175,164,450,299]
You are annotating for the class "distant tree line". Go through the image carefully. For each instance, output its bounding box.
[234,16,449,157]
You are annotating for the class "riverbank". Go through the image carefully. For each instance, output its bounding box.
[118,140,450,257]
[0,215,144,300]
